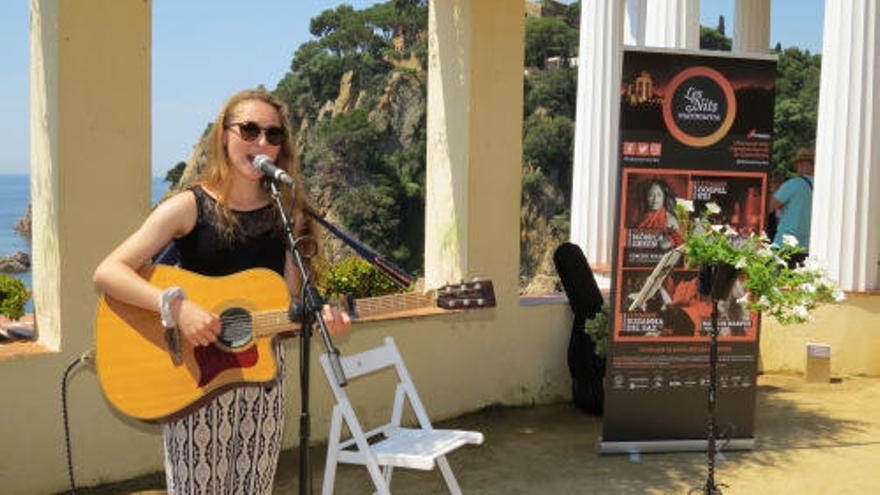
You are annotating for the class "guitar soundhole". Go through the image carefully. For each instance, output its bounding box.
[218,308,253,349]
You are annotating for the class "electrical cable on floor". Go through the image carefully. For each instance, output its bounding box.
[62,348,95,495]
[718,422,738,452]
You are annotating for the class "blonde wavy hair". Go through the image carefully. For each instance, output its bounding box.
[187,89,318,264]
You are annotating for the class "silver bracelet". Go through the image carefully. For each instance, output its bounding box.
[159,286,186,329]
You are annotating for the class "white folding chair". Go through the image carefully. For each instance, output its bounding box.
[320,336,484,495]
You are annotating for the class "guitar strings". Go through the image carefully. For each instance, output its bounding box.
[216,291,442,337]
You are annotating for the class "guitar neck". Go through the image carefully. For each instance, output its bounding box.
[251,290,437,338]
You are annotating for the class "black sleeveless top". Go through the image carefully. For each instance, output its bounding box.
[175,186,285,277]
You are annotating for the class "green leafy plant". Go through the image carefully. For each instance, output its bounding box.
[584,303,611,357]
[321,256,407,299]
[0,275,30,321]
[674,199,843,324]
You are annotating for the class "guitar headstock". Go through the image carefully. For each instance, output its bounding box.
[436,279,496,310]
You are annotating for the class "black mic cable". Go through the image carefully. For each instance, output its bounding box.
[62,348,94,494]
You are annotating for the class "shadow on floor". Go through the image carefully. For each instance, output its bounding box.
[70,374,880,494]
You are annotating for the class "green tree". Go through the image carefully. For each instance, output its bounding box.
[700,24,732,51]
[524,17,579,69]
[522,114,575,201]
[310,5,385,57]
[315,108,383,169]
[566,1,581,28]
[524,67,578,119]
[520,165,567,278]
[773,47,821,174]
[165,161,186,188]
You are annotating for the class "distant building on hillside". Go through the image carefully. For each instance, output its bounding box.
[525,0,568,19]
[544,56,579,70]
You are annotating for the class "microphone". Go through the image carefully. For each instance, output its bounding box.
[252,154,295,186]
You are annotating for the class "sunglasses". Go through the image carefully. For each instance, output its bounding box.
[226,121,286,146]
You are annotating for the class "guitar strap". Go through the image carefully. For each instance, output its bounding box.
[799,175,813,191]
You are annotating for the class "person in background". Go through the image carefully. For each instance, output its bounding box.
[93,88,350,494]
[764,169,786,242]
[770,147,815,266]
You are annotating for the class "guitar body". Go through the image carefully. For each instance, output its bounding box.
[96,265,496,422]
[95,265,294,422]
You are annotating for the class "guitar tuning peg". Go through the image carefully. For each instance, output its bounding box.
[471,277,481,282]
[477,298,485,306]
[463,299,471,306]
[448,300,457,307]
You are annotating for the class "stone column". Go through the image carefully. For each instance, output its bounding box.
[31,0,152,350]
[624,0,647,46]
[644,0,700,49]
[15,2,153,492]
[425,0,524,298]
[812,0,880,291]
[734,0,771,53]
[569,0,626,273]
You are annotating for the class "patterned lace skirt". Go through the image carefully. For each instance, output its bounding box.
[163,345,287,494]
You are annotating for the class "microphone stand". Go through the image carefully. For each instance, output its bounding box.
[265,179,347,495]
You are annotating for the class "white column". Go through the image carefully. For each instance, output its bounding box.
[569,0,625,273]
[624,0,647,46]
[812,0,880,291]
[425,0,524,296]
[734,0,771,53]
[644,0,700,49]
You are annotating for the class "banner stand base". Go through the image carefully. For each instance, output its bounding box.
[597,437,755,455]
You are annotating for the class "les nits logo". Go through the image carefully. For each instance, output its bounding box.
[662,66,736,148]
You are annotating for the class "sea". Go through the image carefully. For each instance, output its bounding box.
[0,174,170,312]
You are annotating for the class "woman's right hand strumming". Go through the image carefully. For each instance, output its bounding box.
[173,299,221,347]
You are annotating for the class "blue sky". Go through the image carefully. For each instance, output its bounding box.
[0,0,825,176]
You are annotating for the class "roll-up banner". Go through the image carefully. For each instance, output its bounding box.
[601,48,777,453]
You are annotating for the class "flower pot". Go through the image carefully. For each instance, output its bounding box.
[698,263,741,300]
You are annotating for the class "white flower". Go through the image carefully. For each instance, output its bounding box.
[782,234,799,246]
[676,198,694,212]
[802,283,816,293]
[758,295,770,307]
[758,245,774,257]
[734,257,747,269]
[711,224,724,232]
[793,305,809,318]
[759,231,770,242]
[834,290,846,302]
[725,225,739,237]
[736,293,750,305]
[705,202,721,214]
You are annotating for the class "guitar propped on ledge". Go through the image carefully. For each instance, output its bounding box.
[95,265,495,422]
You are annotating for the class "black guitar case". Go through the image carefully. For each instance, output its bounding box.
[553,242,606,415]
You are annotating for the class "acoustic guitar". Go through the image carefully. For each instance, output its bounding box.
[95,265,495,422]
